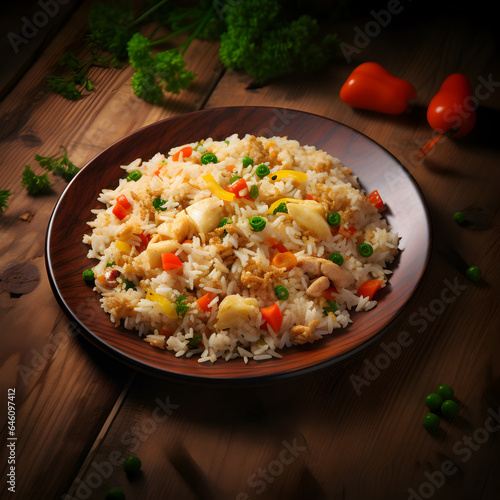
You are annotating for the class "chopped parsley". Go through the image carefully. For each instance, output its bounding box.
[35,146,80,181]
[273,202,288,215]
[323,300,338,316]
[188,333,202,347]
[175,295,190,319]
[0,190,12,213]
[21,166,52,195]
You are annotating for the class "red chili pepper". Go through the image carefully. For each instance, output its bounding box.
[426,73,476,138]
[340,62,417,115]
[366,190,384,210]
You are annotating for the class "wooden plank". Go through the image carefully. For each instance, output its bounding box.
[0,1,84,100]
[0,1,224,498]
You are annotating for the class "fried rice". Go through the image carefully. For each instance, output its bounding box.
[82,134,399,363]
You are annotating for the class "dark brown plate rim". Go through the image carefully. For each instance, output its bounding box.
[45,106,431,383]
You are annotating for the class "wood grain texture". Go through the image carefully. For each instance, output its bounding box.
[1,3,500,500]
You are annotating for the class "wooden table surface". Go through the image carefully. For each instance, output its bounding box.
[1,2,499,499]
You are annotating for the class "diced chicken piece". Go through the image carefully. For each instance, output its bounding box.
[298,256,353,289]
[258,180,282,202]
[287,201,332,241]
[290,320,321,344]
[321,260,353,289]
[297,256,322,276]
[157,211,193,242]
[146,240,180,268]
[216,294,259,330]
[185,197,224,243]
[306,276,330,297]
[144,334,166,349]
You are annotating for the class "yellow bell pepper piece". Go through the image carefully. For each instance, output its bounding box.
[267,170,308,182]
[202,173,235,202]
[115,241,132,253]
[146,290,177,319]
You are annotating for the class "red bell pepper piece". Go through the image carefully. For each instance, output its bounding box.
[426,73,476,138]
[112,202,129,220]
[116,194,131,210]
[172,146,193,161]
[260,303,283,334]
[136,231,151,253]
[340,62,417,115]
[322,286,338,301]
[366,190,384,210]
[227,178,252,200]
[197,292,217,312]
[264,237,288,253]
[356,280,384,300]
[161,252,183,271]
[338,225,357,238]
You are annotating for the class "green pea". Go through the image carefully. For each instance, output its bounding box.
[242,156,254,168]
[441,400,459,418]
[218,217,233,228]
[327,212,341,226]
[453,211,465,224]
[105,488,125,500]
[272,202,288,215]
[123,455,142,475]
[249,185,259,199]
[152,197,168,211]
[255,164,270,178]
[465,266,481,282]
[201,153,218,164]
[423,412,440,432]
[126,170,142,182]
[249,216,266,232]
[435,384,454,400]
[329,252,344,266]
[425,393,443,412]
[274,285,289,300]
[229,175,242,184]
[358,243,374,258]
[82,269,95,283]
